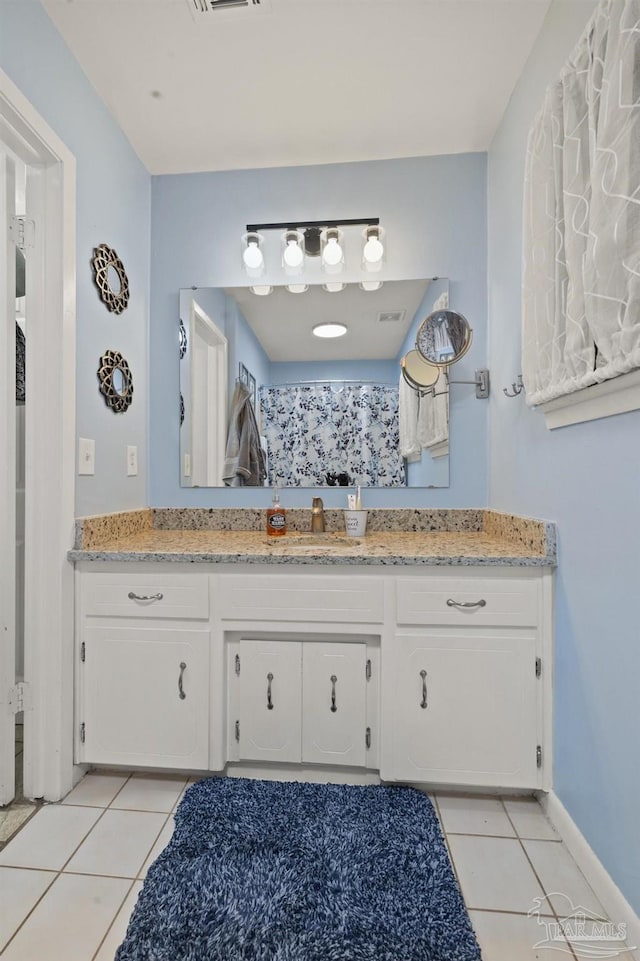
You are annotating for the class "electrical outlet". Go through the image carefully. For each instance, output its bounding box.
[184,453,191,477]
[78,438,95,475]
[127,445,138,476]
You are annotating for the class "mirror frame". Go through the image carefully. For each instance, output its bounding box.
[91,243,130,314]
[97,349,134,413]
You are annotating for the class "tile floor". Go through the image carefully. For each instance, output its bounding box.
[0,773,636,961]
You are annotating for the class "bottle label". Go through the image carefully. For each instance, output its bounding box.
[268,512,286,531]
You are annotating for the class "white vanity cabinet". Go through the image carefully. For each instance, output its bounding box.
[74,562,551,791]
[381,571,550,789]
[232,639,368,767]
[75,571,211,770]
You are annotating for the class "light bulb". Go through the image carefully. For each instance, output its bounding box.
[286,284,308,293]
[243,241,263,271]
[322,237,343,267]
[283,239,303,269]
[363,236,384,264]
[249,285,272,296]
[322,282,345,293]
[360,280,383,291]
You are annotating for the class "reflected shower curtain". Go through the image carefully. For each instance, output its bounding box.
[259,384,406,487]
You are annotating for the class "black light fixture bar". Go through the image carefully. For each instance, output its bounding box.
[246,217,379,233]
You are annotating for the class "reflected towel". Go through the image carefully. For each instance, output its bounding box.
[399,374,421,462]
[223,382,266,487]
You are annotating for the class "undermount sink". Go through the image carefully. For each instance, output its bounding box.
[264,533,362,548]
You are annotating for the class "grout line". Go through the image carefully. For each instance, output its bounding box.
[90,877,138,961]
[0,866,58,955]
[500,798,581,961]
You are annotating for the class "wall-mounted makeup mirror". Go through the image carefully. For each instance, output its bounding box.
[415,309,472,367]
[178,278,458,489]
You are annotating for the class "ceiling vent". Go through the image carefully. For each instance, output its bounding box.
[377,310,406,324]
[186,0,269,19]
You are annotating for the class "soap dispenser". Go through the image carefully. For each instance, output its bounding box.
[266,485,287,537]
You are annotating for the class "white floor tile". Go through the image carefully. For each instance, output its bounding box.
[94,880,143,961]
[0,872,130,961]
[138,815,175,878]
[469,909,572,960]
[62,772,129,808]
[503,797,560,841]
[0,804,102,871]
[448,835,545,914]
[110,773,188,813]
[523,839,608,920]
[0,867,57,951]
[437,794,516,837]
[65,808,167,879]
[565,927,638,961]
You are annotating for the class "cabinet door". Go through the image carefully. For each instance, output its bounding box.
[238,640,301,762]
[81,626,209,769]
[391,633,538,788]
[302,643,367,767]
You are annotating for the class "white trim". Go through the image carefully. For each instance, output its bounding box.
[0,145,17,805]
[541,791,640,959]
[0,69,77,802]
[540,369,640,429]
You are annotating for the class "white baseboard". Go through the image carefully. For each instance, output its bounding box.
[541,791,640,959]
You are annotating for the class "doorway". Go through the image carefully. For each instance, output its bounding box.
[0,69,77,812]
[188,299,227,487]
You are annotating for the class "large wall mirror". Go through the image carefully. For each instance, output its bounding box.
[179,277,453,489]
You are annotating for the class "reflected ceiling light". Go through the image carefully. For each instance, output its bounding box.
[286,283,308,293]
[362,225,385,272]
[242,231,264,278]
[359,280,384,291]
[281,229,305,274]
[249,284,273,296]
[322,281,346,293]
[320,227,344,274]
[313,322,347,338]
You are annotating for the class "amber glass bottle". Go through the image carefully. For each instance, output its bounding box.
[266,486,287,537]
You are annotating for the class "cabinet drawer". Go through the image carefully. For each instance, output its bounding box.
[82,573,209,620]
[219,575,383,623]
[396,576,538,627]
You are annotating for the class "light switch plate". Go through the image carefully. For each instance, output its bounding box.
[127,445,138,476]
[78,438,95,475]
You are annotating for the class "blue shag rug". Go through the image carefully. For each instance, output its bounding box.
[116,777,481,961]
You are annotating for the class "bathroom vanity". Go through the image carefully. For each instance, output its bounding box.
[71,510,555,793]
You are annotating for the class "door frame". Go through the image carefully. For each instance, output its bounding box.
[0,69,77,801]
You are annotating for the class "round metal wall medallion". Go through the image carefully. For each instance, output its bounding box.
[97,349,134,413]
[91,243,130,314]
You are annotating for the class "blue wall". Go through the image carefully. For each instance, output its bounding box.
[1,0,150,517]
[487,0,639,914]
[150,153,488,508]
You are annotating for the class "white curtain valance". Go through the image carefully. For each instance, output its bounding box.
[522,0,640,407]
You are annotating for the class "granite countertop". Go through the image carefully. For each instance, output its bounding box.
[69,509,556,567]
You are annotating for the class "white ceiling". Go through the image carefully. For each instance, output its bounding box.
[41,0,553,175]
[225,279,431,361]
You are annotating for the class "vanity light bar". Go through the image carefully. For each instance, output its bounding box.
[246,218,379,233]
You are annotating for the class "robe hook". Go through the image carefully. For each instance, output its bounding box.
[503,374,524,398]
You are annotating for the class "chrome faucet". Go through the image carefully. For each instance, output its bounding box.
[311,497,325,533]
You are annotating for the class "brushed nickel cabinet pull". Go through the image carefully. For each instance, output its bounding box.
[446,598,486,609]
[178,662,187,700]
[420,669,428,709]
[330,674,338,713]
[267,672,274,710]
[128,591,163,602]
